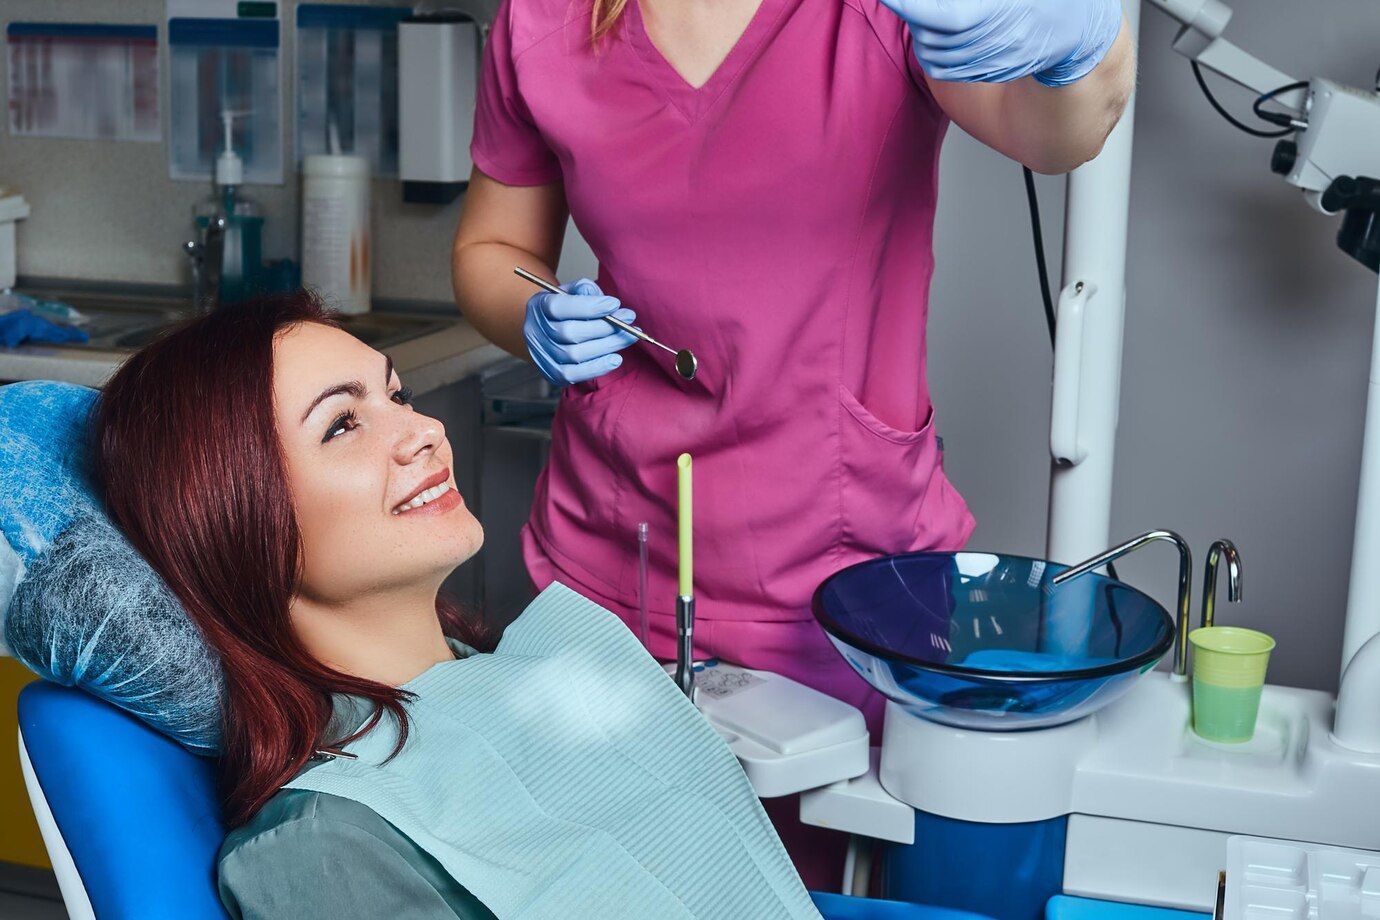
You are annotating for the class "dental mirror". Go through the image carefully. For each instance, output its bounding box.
[514,267,699,381]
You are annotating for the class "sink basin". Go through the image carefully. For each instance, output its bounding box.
[68,306,183,350]
[335,312,453,349]
[14,291,454,352]
[113,322,188,349]
[813,551,1176,731]
[108,311,451,350]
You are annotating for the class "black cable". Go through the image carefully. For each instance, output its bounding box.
[1022,166,1057,346]
[1191,62,1293,138]
[1252,80,1310,129]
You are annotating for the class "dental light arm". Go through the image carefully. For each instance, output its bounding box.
[1145,0,1380,211]
[1145,0,1305,111]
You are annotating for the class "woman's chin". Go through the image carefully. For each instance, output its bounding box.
[433,523,484,570]
[368,518,483,589]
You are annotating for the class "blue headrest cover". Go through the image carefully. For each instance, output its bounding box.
[1,381,224,753]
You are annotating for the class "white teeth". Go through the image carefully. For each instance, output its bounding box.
[394,481,451,514]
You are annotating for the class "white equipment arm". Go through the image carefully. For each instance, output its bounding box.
[1144,0,1306,112]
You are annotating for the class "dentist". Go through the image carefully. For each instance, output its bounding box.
[453,0,1132,886]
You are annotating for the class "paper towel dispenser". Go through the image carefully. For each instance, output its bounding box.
[398,7,484,204]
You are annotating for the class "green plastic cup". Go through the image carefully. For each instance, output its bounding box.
[1189,626,1275,743]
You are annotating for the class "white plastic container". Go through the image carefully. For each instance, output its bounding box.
[0,189,31,291]
[301,154,371,314]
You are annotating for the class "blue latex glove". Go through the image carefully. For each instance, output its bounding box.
[524,278,637,386]
[879,0,1123,86]
[0,309,89,349]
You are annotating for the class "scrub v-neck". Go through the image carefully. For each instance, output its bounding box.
[626,0,788,121]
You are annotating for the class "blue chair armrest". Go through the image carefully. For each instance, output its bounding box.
[812,891,995,919]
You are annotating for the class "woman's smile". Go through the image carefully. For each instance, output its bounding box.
[392,479,465,518]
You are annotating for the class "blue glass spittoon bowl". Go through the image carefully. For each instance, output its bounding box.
[813,552,1176,731]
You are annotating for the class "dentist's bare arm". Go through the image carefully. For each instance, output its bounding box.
[927,22,1135,175]
[451,169,569,359]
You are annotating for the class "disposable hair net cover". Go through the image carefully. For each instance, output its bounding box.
[0,538,21,656]
[1,381,224,753]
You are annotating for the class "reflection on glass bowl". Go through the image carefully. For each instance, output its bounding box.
[813,551,1175,731]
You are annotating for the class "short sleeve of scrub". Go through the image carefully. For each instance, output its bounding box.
[471,0,564,186]
[844,0,941,110]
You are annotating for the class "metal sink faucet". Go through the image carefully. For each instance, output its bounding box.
[183,215,226,312]
[1052,530,1194,678]
[1201,539,1243,631]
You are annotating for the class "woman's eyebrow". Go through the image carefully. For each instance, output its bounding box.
[301,380,365,424]
[300,355,394,425]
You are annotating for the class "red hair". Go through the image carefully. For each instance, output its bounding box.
[94,291,491,827]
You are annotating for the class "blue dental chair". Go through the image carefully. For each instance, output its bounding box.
[17,681,228,920]
[17,680,988,920]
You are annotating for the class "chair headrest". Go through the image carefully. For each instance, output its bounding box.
[1,381,224,753]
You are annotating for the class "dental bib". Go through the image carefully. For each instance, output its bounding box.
[285,582,821,920]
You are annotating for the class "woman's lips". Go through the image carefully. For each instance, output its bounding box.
[394,485,464,518]
[393,467,453,511]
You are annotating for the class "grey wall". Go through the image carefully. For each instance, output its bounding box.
[4,0,1376,692]
[927,0,1380,693]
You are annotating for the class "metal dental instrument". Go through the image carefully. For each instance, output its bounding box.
[637,522,650,651]
[676,597,696,699]
[513,266,699,380]
[1052,530,1194,679]
[1201,539,1243,631]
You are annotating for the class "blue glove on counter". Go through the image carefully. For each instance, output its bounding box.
[0,309,89,349]
[524,278,637,386]
[880,0,1123,86]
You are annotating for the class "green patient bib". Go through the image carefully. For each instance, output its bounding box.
[284,582,822,920]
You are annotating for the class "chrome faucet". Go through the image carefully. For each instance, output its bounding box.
[1052,530,1194,677]
[184,215,226,312]
[1200,539,1243,631]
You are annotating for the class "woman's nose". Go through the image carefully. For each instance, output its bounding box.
[392,412,446,464]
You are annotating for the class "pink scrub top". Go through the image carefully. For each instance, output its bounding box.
[472,0,975,725]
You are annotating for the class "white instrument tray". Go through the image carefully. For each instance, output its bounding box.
[1226,835,1380,919]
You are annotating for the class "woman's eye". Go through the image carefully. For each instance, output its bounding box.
[391,385,414,406]
[323,410,359,443]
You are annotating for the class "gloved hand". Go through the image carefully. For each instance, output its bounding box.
[879,0,1123,86]
[523,278,637,386]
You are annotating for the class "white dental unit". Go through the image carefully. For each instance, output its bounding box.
[691,1,1380,915]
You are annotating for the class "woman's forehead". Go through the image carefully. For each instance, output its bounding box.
[273,323,387,407]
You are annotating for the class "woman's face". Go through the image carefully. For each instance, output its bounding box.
[272,321,483,604]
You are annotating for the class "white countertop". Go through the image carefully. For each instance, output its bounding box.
[0,314,510,395]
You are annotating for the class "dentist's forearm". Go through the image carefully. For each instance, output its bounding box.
[452,239,547,360]
[451,170,569,362]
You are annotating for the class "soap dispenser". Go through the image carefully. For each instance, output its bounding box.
[193,109,265,306]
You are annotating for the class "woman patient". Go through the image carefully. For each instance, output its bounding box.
[93,292,820,920]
